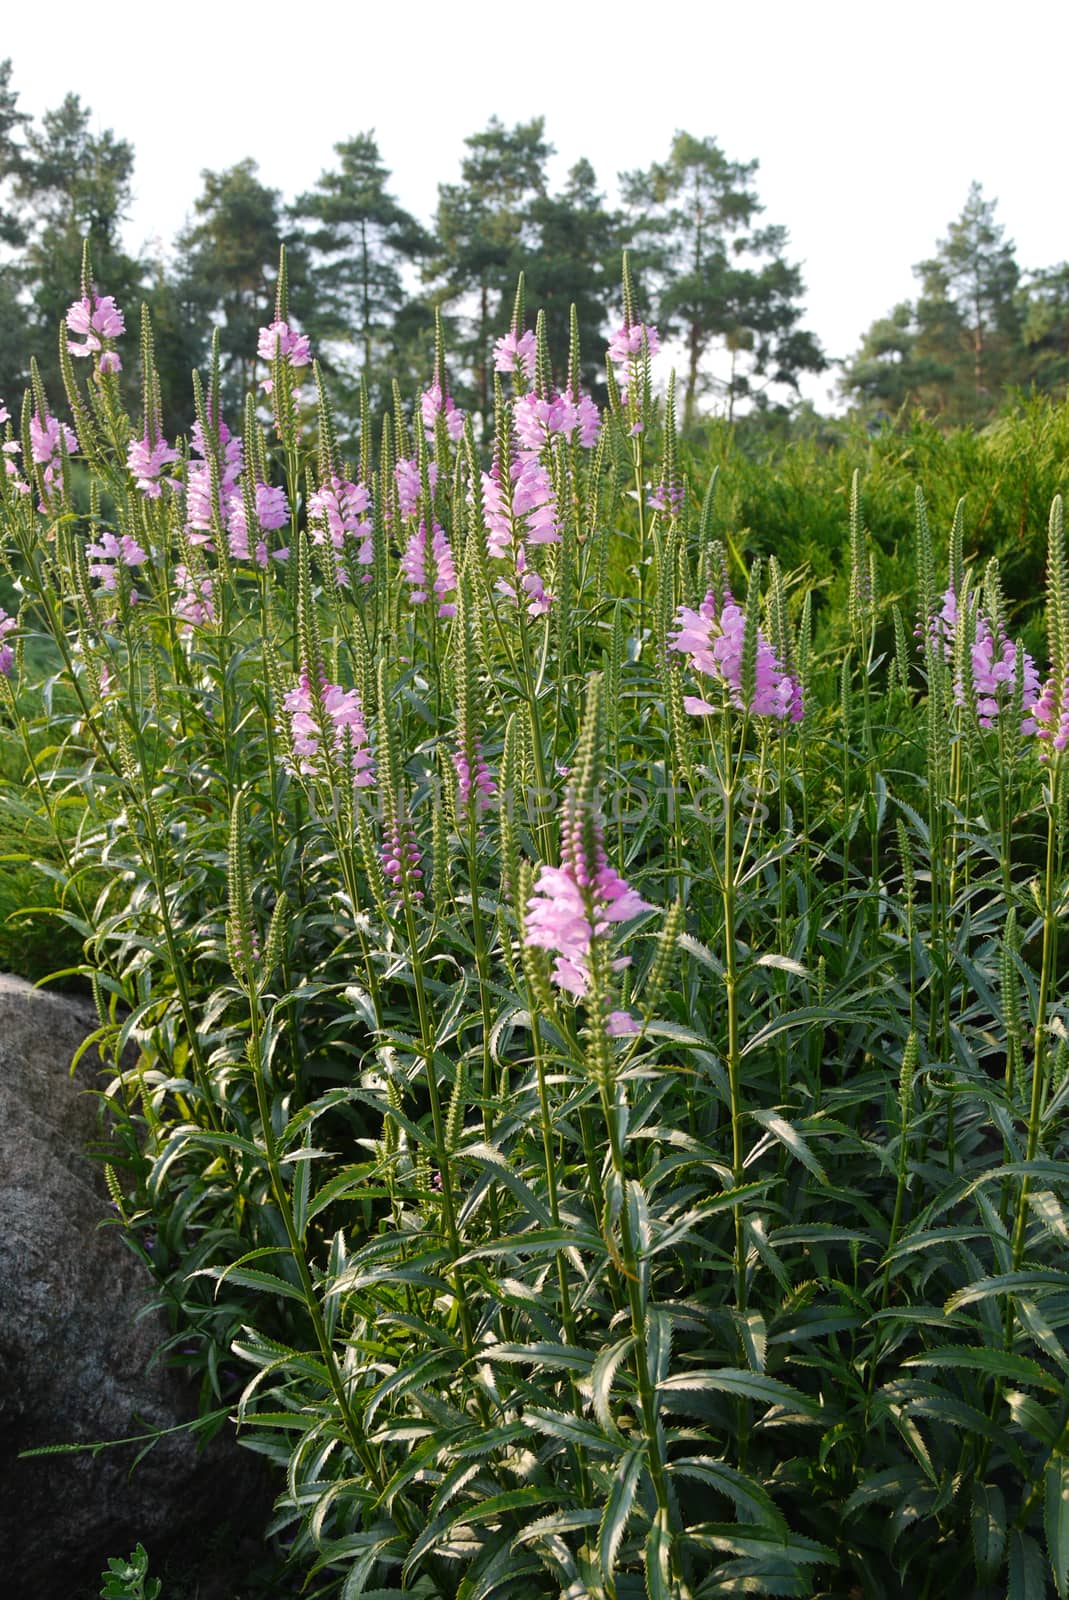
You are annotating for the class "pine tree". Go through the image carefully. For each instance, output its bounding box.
[620,132,824,426]
[292,132,433,417]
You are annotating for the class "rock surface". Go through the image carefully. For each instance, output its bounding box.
[0,974,267,1596]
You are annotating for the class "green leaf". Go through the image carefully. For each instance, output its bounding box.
[187,1264,307,1305]
[598,1446,645,1582]
[658,1368,820,1418]
[946,1271,1069,1314]
[904,1345,1059,1390]
[644,1510,673,1600]
[669,1456,787,1536]
[457,1142,553,1227]
[590,1336,635,1440]
[1009,1530,1047,1600]
[1047,1453,1069,1600]
[971,1482,1006,1583]
[523,1409,619,1455]
[749,1110,828,1183]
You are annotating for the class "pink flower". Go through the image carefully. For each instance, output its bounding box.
[307,474,373,581]
[97,351,122,376]
[87,531,147,593]
[494,546,554,617]
[282,671,375,787]
[381,816,423,899]
[649,476,683,516]
[568,388,601,449]
[127,435,179,499]
[932,585,1041,734]
[29,411,78,508]
[1034,672,1069,756]
[66,294,125,358]
[456,738,496,813]
[255,482,289,531]
[257,321,311,392]
[608,322,660,367]
[525,789,653,1000]
[30,412,78,467]
[174,565,215,630]
[0,607,15,678]
[482,454,560,560]
[493,328,537,378]
[401,520,457,617]
[186,413,244,544]
[395,456,438,519]
[606,1010,640,1036]
[670,588,803,722]
[420,381,464,443]
[1,438,27,495]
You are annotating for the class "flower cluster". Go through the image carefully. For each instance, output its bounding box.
[29,411,79,509]
[87,531,148,596]
[0,607,15,677]
[456,737,496,814]
[66,294,125,374]
[395,456,438,520]
[478,330,602,617]
[186,414,245,544]
[483,453,560,560]
[257,321,311,393]
[186,413,289,565]
[649,467,684,516]
[670,588,804,721]
[494,546,553,618]
[525,787,652,1029]
[401,520,457,617]
[127,434,180,500]
[0,402,27,496]
[307,474,372,583]
[1034,671,1069,755]
[514,389,600,454]
[493,327,536,381]
[283,672,375,787]
[608,321,661,369]
[420,382,464,444]
[381,816,423,900]
[173,564,215,631]
[932,585,1041,734]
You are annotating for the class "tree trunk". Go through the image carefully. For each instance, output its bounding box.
[685,319,701,430]
[361,218,372,375]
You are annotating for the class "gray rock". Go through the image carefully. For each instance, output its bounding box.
[0,974,268,1596]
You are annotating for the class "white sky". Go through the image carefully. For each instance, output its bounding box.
[4,0,1067,411]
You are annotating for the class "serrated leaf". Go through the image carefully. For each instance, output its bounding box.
[590,1336,634,1440]
[750,1110,828,1183]
[644,1510,673,1600]
[658,1368,820,1418]
[522,1408,619,1455]
[598,1446,645,1582]
[946,1271,1069,1314]
[904,1345,1059,1391]
[971,1482,1006,1582]
[669,1456,787,1536]
[188,1264,306,1304]
[1009,1529,1047,1600]
[1047,1453,1069,1600]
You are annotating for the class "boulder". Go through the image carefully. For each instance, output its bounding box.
[0,974,268,1596]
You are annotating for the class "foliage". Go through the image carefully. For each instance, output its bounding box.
[621,132,824,426]
[292,133,434,415]
[682,395,1069,659]
[3,252,1069,1600]
[99,1545,160,1600]
[843,183,1069,424]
